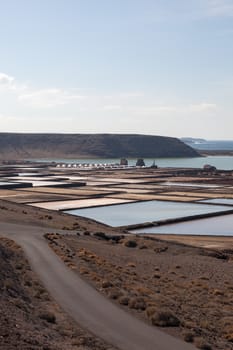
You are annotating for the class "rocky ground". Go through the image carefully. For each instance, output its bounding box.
[0,237,117,350]
[46,232,233,350]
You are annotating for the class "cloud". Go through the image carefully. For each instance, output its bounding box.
[0,72,218,120]
[0,72,86,108]
[128,103,217,115]
[188,103,217,112]
[103,105,121,111]
[18,88,85,108]
[0,72,29,93]
[0,72,15,86]
[103,92,144,99]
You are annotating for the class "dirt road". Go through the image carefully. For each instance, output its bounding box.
[0,221,195,350]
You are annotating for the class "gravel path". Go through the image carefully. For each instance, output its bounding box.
[0,221,195,350]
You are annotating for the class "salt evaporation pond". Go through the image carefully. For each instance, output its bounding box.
[200,198,233,205]
[65,200,231,227]
[133,214,233,236]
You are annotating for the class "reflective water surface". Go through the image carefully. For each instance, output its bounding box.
[65,200,231,227]
[133,214,233,236]
[31,156,233,170]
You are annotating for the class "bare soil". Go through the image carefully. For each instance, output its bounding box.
[46,233,233,350]
[0,198,119,234]
[0,237,116,350]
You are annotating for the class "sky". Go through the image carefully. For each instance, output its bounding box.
[0,0,233,139]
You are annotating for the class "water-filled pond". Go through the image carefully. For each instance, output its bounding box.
[133,214,233,236]
[200,198,233,205]
[65,200,231,227]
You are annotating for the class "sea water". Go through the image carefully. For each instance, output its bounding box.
[30,155,233,170]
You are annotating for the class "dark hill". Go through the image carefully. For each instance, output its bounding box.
[0,133,199,159]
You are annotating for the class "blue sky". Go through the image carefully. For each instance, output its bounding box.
[0,0,233,138]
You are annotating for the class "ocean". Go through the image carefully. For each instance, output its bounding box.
[183,139,233,151]
[31,155,233,170]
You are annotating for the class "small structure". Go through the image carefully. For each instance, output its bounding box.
[150,161,158,169]
[203,164,217,171]
[136,158,145,167]
[120,158,128,166]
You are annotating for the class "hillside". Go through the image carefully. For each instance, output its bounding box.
[0,237,111,349]
[0,133,200,159]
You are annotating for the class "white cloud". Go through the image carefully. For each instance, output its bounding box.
[103,92,144,99]
[18,88,85,108]
[0,72,86,108]
[0,72,15,86]
[188,103,217,112]
[103,105,121,111]
[128,103,217,115]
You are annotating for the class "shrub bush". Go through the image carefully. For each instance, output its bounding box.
[150,309,180,327]
[124,240,137,248]
[128,297,146,311]
[39,311,56,324]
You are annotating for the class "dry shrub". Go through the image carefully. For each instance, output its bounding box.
[101,280,112,289]
[24,279,32,287]
[124,240,137,248]
[150,309,180,327]
[225,333,233,342]
[67,262,76,269]
[145,306,157,319]
[93,232,109,240]
[222,317,233,341]
[126,262,136,268]
[222,316,233,327]
[128,297,146,311]
[199,276,209,281]
[194,337,212,349]
[139,245,148,249]
[154,246,168,253]
[39,311,56,324]
[108,289,122,300]
[118,296,129,305]
[199,319,210,329]
[212,289,224,296]
[135,286,152,296]
[4,278,15,290]
[83,231,90,236]
[182,330,195,343]
[79,267,89,275]
[226,285,233,291]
